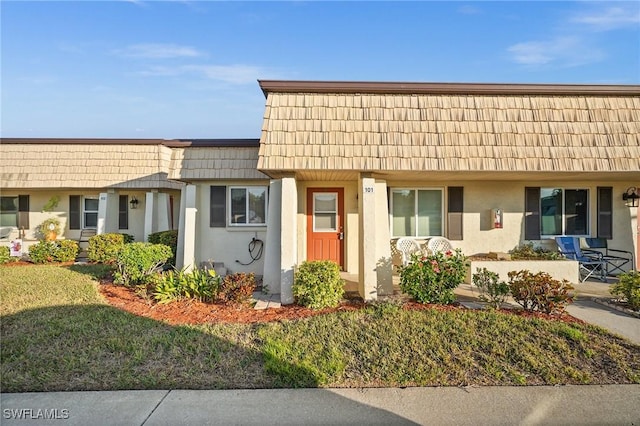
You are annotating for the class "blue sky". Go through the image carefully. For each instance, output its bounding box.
[2,1,639,139]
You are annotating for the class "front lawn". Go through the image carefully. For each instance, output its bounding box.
[1,265,638,392]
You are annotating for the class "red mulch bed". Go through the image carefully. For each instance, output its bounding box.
[3,261,584,325]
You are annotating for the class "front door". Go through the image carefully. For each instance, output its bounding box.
[307,188,344,269]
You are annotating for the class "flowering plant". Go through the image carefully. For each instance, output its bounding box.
[399,249,467,304]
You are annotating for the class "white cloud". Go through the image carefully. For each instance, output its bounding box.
[138,64,268,84]
[457,5,482,15]
[571,5,640,31]
[507,36,604,67]
[116,43,205,59]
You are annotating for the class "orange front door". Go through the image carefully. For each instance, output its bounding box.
[307,188,344,269]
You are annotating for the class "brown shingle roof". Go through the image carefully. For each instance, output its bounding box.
[257,81,640,174]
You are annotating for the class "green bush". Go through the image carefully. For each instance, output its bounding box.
[472,267,510,309]
[399,249,467,304]
[219,272,257,304]
[154,267,221,304]
[114,242,172,286]
[28,240,79,263]
[508,270,574,315]
[0,246,10,264]
[610,271,640,311]
[88,233,132,264]
[509,242,563,260]
[148,230,178,267]
[293,260,345,309]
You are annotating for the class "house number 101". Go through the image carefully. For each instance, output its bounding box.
[364,187,374,193]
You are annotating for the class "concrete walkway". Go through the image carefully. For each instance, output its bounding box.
[2,385,639,425]
[566,299,640,345]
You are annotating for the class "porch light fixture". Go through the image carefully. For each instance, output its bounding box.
[130,196,139,209]
[622,187,639,208]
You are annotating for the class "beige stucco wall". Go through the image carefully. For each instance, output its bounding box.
[192,181,269,276]
[0,189,179,242]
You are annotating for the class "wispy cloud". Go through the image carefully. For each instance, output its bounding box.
[571,5,640,31]
[138,64,268,84]
[457,5,482,15]
[115,43,205,59]
[507,36,604,67]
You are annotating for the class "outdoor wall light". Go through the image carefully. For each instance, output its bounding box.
[622,187,639,208]
[130,196,139,209]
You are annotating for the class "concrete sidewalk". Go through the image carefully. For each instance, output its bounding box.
[2,385,639,425]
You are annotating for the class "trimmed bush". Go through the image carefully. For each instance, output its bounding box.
[293,260,345,309]
[148,230,178,267]
[88,233,133,264]
[28,240,79,264]
[0,246,10,264]
[154,267,221,304]
[472,267,510,309]
[610,271,640,311]
[509,242,563,260]
[399,249,467,304]
[114,243,172,286]
[219,272,256,304]
[508,269,574,315]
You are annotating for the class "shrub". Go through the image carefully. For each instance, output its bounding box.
[114,242,172,286]
[508,269,574,315]
[509,242,563,261]
[36,217,62,240]
[154,267,221,304]
[88,233,132,264]
[219,272,256,304]
[28,240,79,263]
[610,271,640,311]
[148,230,178,267]
[0,246,10,264]
[472,267,509,309]
[399,249,467,304]
[293,260,345,309]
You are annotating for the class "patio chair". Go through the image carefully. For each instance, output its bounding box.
[582,238,634,275]
[396,237,423,266]
[555,237,607,282]
[0,226,15,241]
[427,236,453,254]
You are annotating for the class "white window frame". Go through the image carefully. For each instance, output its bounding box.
[83,196,99,229]
[389,188,444,238]
[0,196,18,227]
[312,192,338,232]
[540,187,590,237]
[228,186,268,227]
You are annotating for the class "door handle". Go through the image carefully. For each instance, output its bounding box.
[339,232,344,240]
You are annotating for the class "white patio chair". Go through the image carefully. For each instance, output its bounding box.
[427,237,453,254]
[396,237,423,266]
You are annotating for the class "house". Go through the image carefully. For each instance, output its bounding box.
[1,81,639,303]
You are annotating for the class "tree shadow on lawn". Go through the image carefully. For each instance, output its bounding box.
[0,303,418,425]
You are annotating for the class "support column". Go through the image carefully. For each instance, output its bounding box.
[176,185,197,272]
[280,176,298,304]
[374,179,393,295]
[358,174,378,300]
[263,179,282,295]
[96,193,109,235]
[156,193,171,232]
[144,192,156,242]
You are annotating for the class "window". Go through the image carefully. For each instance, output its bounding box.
[313,193,337,232]
[391,189,443,237]
[540,188,589,236]
[84,197,99,229]
[0,197,18,227]
[229,186,267,226]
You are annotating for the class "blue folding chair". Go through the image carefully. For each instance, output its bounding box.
[555,237,607,282]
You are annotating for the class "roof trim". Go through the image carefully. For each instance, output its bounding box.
[258,80,640,97]
[0,138,260,148]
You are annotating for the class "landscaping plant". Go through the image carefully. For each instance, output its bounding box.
[508,269,574,314]
[610,270,640,311]
[472,267,510,309]
[154,267,221,304]
[293,260,345,309]
[28,240,79,263]
[88,233,133,264]
[399,249,467,304]
[148,230,178,267]
[219,272,256,304]
[509,242,563,260]
[114,242,172,286]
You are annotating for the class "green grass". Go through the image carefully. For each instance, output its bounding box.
[1,265,639,392]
